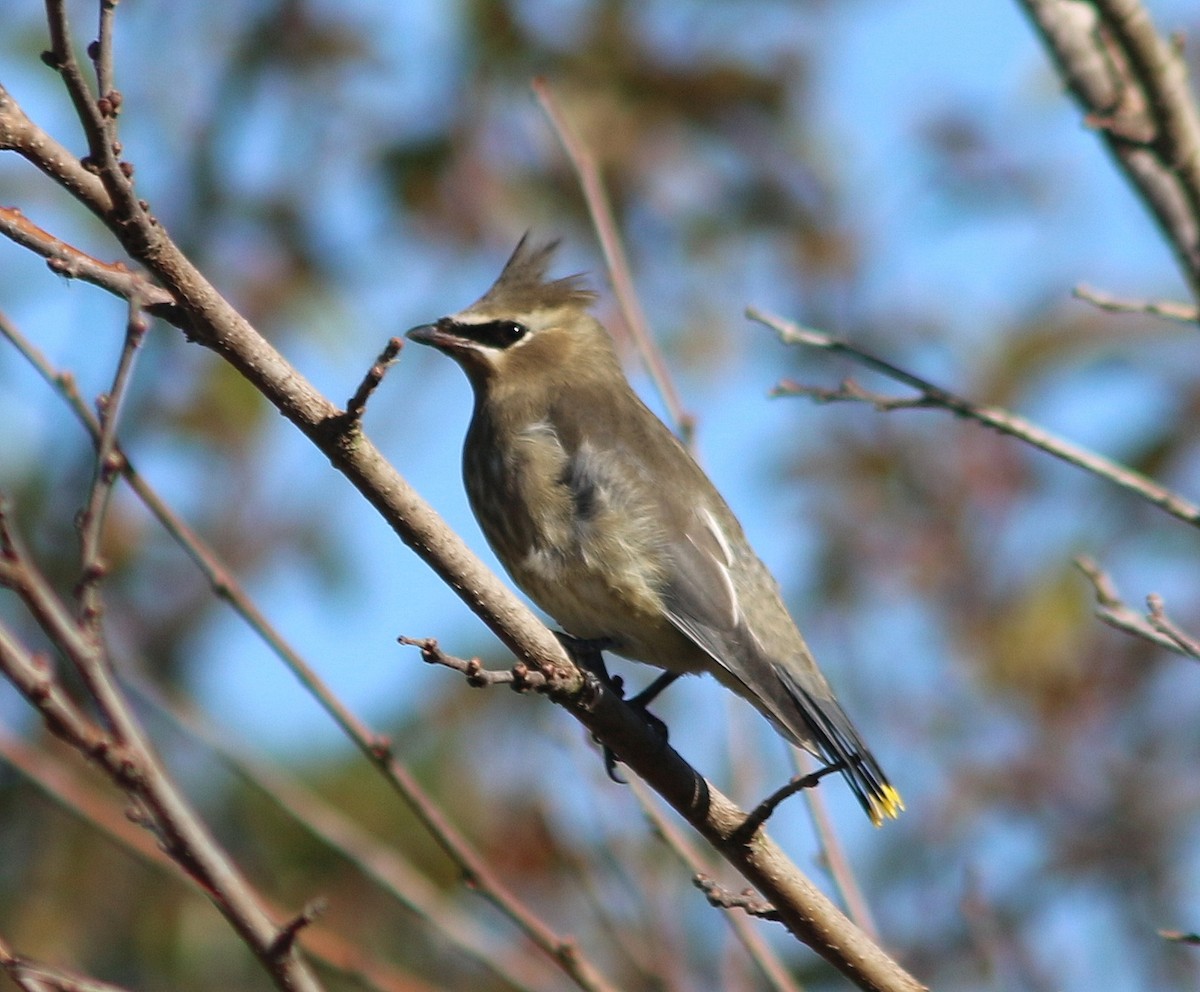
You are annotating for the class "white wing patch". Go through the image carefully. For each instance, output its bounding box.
[683,506,740,631]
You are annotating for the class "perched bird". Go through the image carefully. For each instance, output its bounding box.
[407,236,902,825]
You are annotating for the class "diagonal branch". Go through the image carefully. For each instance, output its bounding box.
[1016,0,1200,297]
[0,932,134,992]
[0,208,176,313]
[0,34,925,992]
[0,312,612,992]
[532,77,695,444]
[751,307,1200,529]
[0,505,325,992]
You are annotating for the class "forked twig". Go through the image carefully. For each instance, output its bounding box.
[1076,557,1200,660]
[752,308,1200,529]
[629,779,803,992]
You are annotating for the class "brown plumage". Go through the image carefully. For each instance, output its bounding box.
[408,235,903,825]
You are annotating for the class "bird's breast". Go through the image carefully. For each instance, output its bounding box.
[462,413,705,672]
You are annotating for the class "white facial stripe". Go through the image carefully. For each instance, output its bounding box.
[450,314,538,353]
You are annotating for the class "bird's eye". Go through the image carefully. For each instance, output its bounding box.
[459,319,530,349]
[495,320,527,345]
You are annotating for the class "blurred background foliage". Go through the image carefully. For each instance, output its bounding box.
[2,0,1200,990]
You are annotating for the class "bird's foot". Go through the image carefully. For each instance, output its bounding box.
[550,632,680,783]
[602,671,679,784]
[552,631,614,680]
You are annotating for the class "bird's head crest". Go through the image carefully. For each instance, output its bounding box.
[471,234,598,315]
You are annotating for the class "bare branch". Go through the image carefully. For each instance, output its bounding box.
[731,765,843,847]
[1073,283,1199,322]
[92,1,119,102]
[42,0,144,229]
[629,780,804,992]
[1074,556,1200,659]
[532,77,695,445]
[752,307,1200,529]
[75,298,148,631]
[402,635,556,691]
[0,207,176,313]
[694,876,781,921]
[0,620,113,769]
[1017,0,1200,296]
[0,933,134,992]
[346,337,404,423]
[0,48,925,992]
[1146,593,1200,659]
[0,501,325,992]
[773,377,939,412]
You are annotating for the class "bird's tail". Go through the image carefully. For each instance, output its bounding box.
[774,666,904,826]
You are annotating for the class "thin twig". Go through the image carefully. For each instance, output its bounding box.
[0,312,614,992]
[774,378,938,412]
[629,779,805,992]
[532,77,695,445]
[0,208,176,313]
[0,731,435,992]
[1146,593,1200,657]
[792,750,878,941]
[402,635,553,691]
[92,1,118,102]
[268,900,328,960]
[75,297,148,631]
[731,765,842,847]
[127,678,554,992]
[346,337,403,422]
[1073,283,1198,323]
[0,502,325,992]
[751,307,1200,529]
[1074,556,1200,659]
[0,619,113,767]
[43,0,144,226]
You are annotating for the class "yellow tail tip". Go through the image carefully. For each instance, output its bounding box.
[869,785,905,827]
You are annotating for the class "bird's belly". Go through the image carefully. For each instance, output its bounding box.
[511,548,707,675]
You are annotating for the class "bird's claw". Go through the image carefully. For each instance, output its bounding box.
[601,676,674,783]
[552,631,613,677]
[551,631,676,782]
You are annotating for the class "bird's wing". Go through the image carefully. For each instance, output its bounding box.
[659,506,756,676]
[660,506,903,825]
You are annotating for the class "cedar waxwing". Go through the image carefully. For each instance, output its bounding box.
[407,236,902,825]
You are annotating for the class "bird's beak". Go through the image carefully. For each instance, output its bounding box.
[406,320,472,353]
